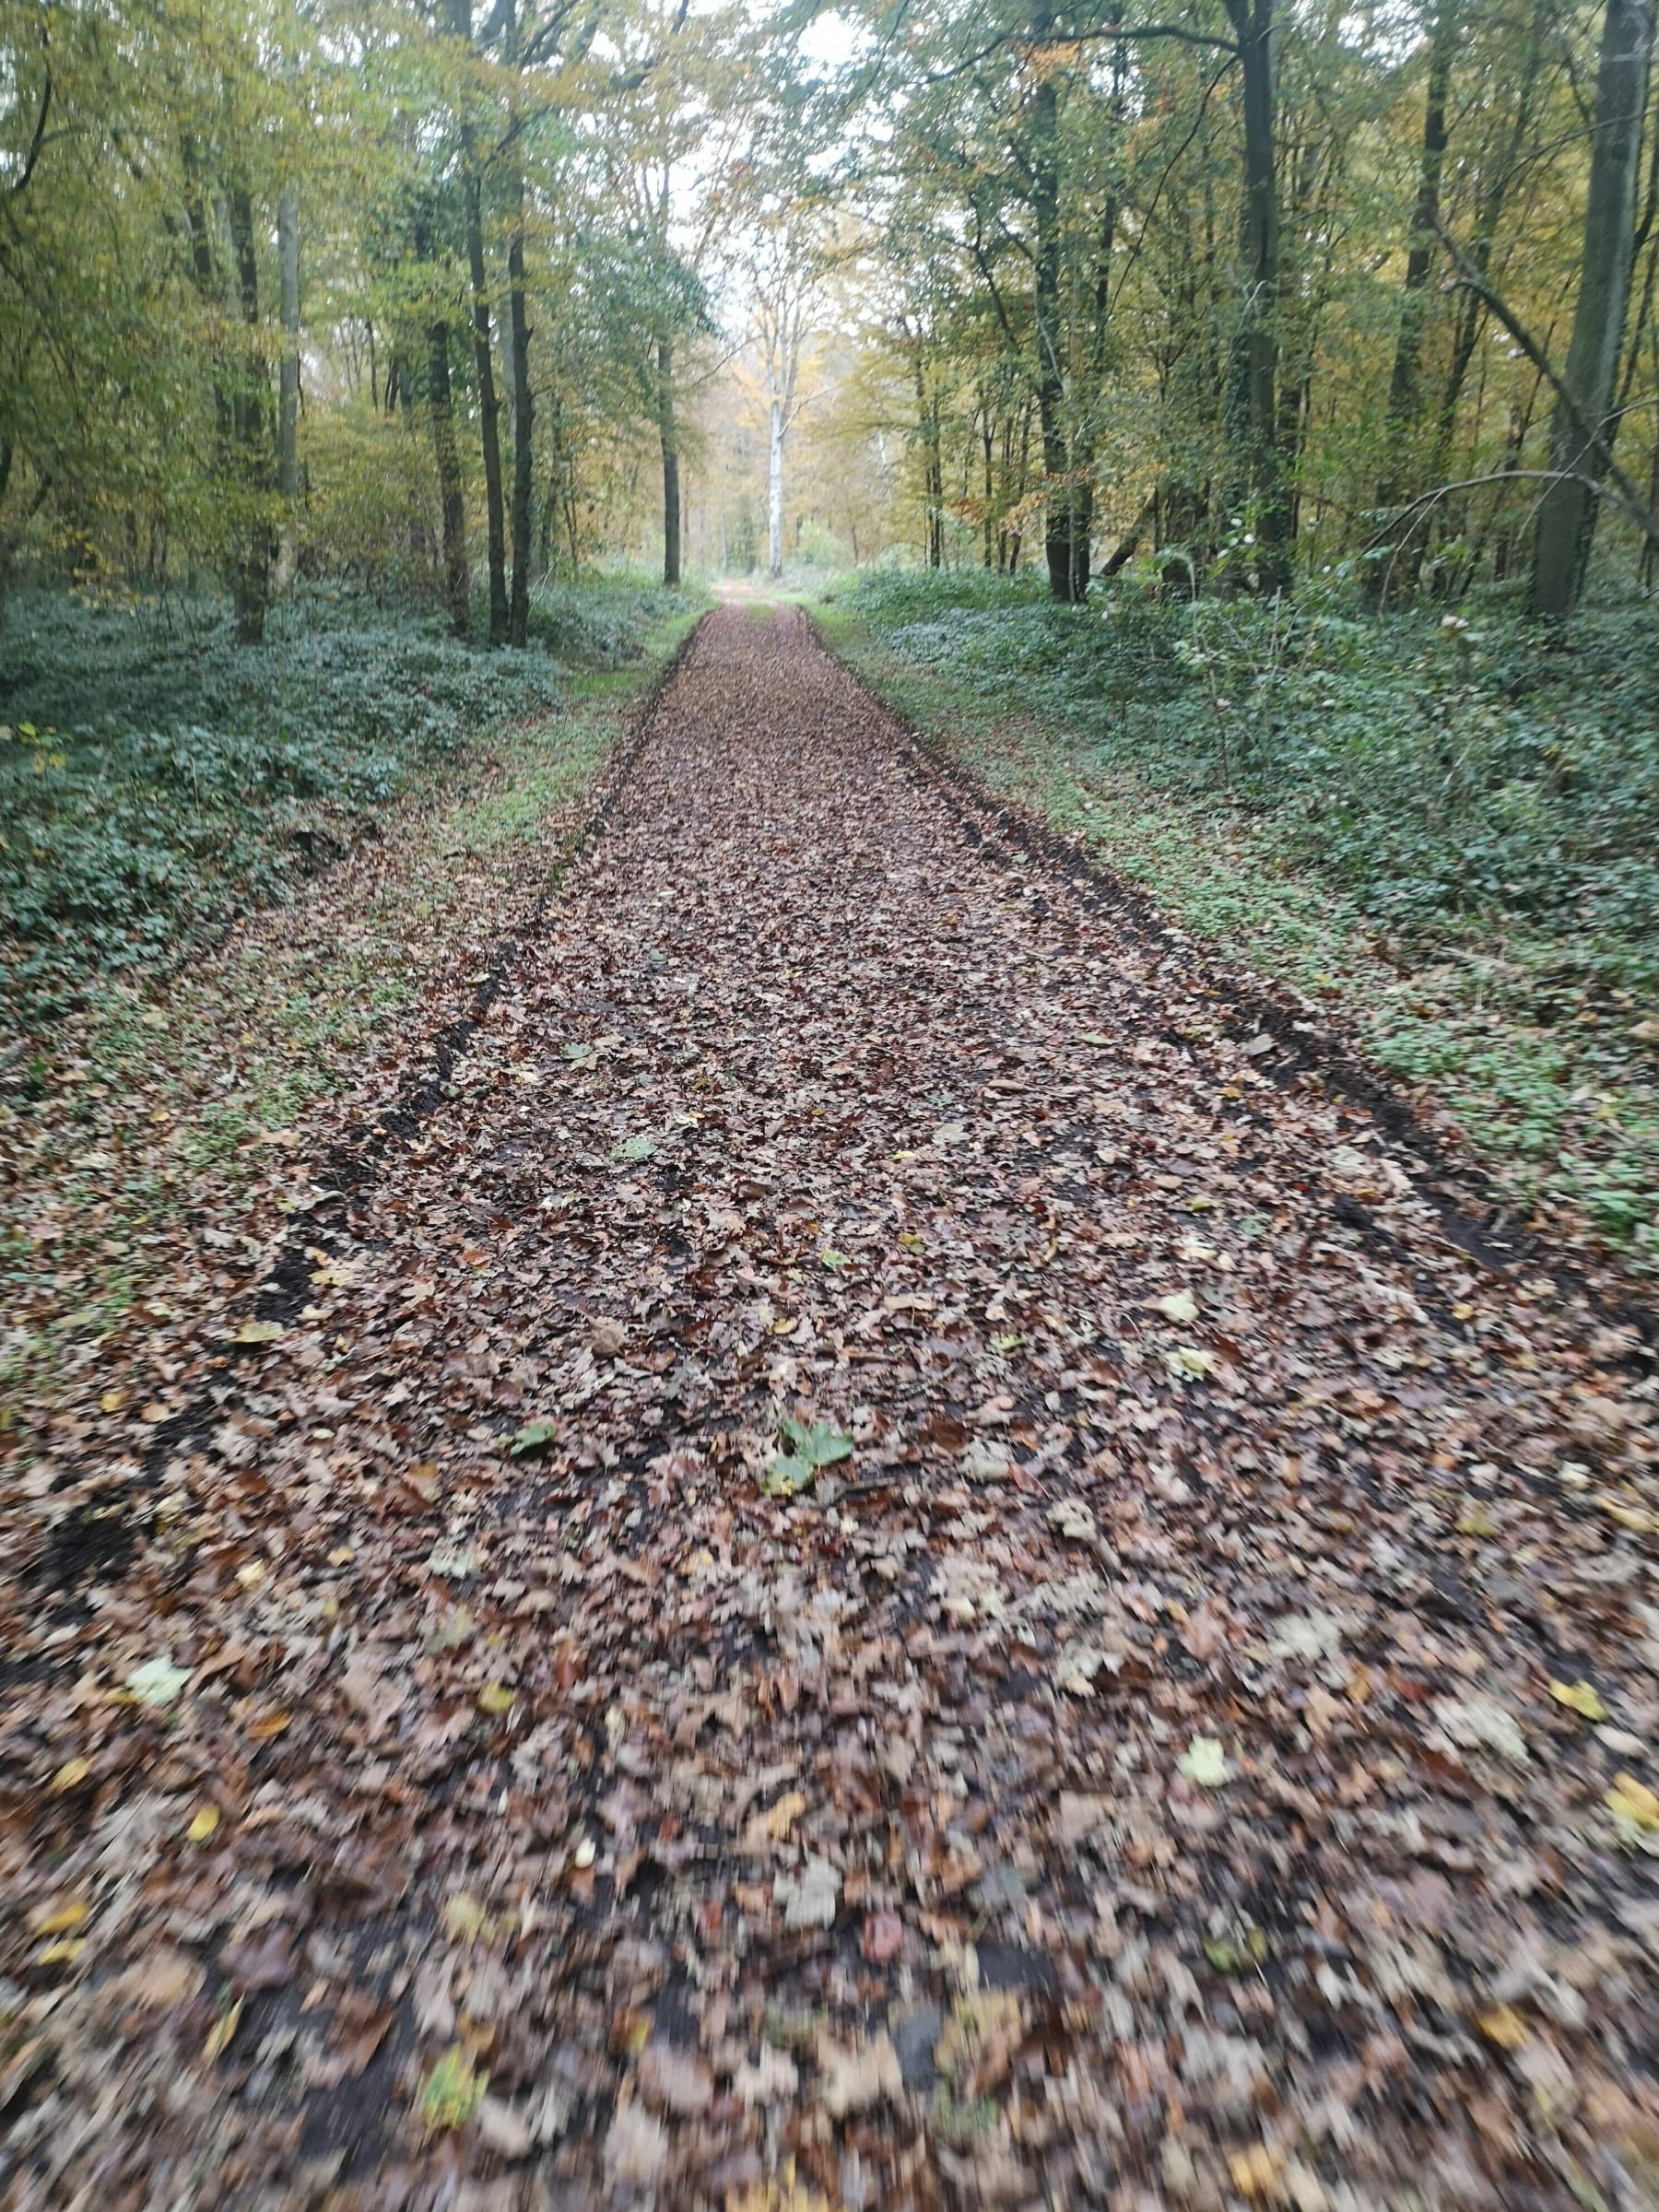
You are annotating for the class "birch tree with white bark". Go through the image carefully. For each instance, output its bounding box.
[751,209,830,577]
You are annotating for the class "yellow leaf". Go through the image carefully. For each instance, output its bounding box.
[100,1389,126,1414]
[727,2159,844,2212]
[1549,1679,1606,1723]
[246,1712,290,1742]
[1164,1345,1216,1381]
[1477,2004,1528,2050]
[1228,2145,1287,2200]
[187,1804,220,1843]
[770,1315,796,1335]
[35,1938,86,1967]
[478,1683,515,1715]
[765,1789,807,1841]
[229,1319,284,1346]
[1598,1494,1655,1535]
[203,1995,243,2064]
[47,1757,93,1794]
[442,1890,497,1942]
[1154,1288,1199,1325]
[33,1894,90,1936]
[1606,1773,1659,1832]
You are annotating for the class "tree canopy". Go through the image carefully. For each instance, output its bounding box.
[1,0,1654,614]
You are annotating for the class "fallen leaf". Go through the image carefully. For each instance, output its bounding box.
[1477,2004,1529,2049]
[862,1909,904,1963]
[604,2103,668,2189]
[1165,1345,1216,1381]
[1154,1288,1199,1324]
[229,1319,284,1346]
[421,2042,488,2130]
[733,2045,799,2105]
[475,2096,533,2160]
[1230,2144,1287,2199]
[819,2030,902,2118]
[1177,1735,1230,1788]
[509,1418,558,1457]
[774,1854,839,1930]
[638,2041,713,2115]
[186,1804,220,1843]
[765,1788,806,1840]
[1434,1695,1528,1764]
[203,1996,244,2065]
[32,1894,90,1936]
[1607,1772,1659,1833]
[126,1656,190,1709]
[1549,1679,1606,1723]
[764,1417,853,1497]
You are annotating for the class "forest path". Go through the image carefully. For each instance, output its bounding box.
[13,604,1659,2207]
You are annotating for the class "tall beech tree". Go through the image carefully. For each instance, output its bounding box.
[1530,0,1656,613]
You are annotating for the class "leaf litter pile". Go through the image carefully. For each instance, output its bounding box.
[6,604,1659,2210]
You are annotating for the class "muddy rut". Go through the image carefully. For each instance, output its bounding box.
[6,603,1659,2211]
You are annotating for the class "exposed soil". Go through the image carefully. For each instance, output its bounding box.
[5,604,1659,2211]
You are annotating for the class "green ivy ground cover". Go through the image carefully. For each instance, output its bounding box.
[0,575,684,1032]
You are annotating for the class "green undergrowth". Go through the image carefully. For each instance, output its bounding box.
[0,573,688,1035]
[0,585,703,1416]
[818,570,1659,1268]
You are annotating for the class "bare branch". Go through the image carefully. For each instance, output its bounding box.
[7,60,53,199]
[1430,211,1659,555]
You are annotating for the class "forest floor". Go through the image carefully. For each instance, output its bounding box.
[5,603,1659,2211]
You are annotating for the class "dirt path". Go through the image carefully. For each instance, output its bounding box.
[7,604,1659,2210]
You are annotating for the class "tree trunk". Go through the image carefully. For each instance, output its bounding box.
[1405,0,1547,588]
[768,396,784,578]
[227,184,271,643]
[428,318,470,637]
[1221,0,1288,594]
[1378,0,1454,508]
[982,399,995,569]
[658,334,681,587]
[914,350,945,567]
[275,181,300,598]
[1530,0,1656,613]
[1030,45,1088,601]
[465,173,510,642]
[507,206,534,645]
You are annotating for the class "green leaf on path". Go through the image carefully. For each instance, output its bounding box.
[421,2043,488,2130]
[763,1418,853,1497]
[509,1418,558,1457]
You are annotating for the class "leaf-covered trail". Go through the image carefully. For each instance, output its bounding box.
[8,605,1659,2209]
